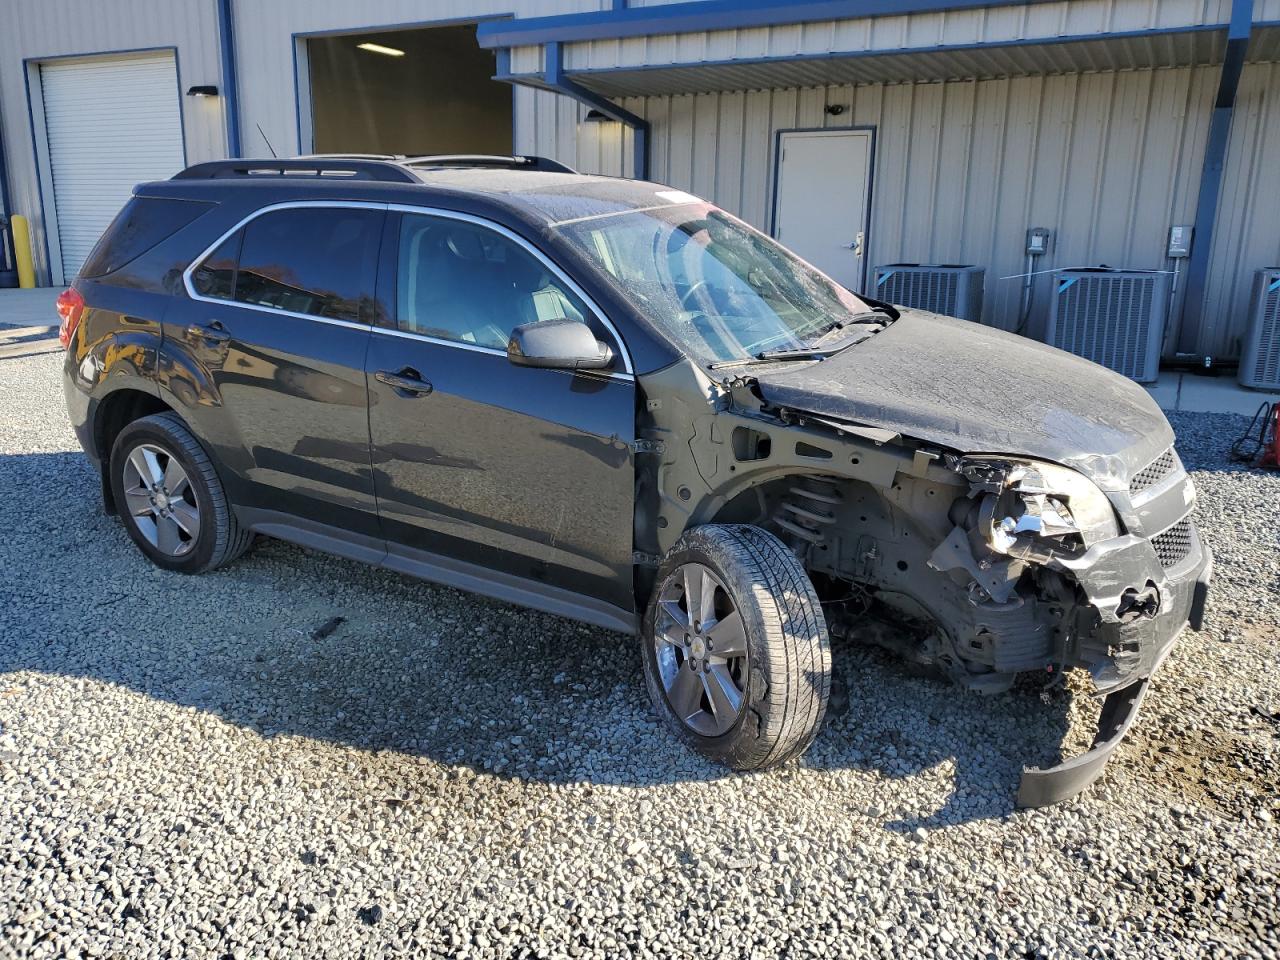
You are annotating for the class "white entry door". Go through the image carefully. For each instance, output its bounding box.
[40,53,186,283]
[773,129,873,293]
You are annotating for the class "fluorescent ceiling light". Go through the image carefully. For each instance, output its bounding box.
[357,42,405,57]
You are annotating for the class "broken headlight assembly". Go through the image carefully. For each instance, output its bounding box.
[957,457,1120,565]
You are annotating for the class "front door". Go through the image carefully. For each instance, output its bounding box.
[773,129,874,293]
[365,210,636,615]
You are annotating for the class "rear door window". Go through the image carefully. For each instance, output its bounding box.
[192,206,383,323]
[80,196,215,278]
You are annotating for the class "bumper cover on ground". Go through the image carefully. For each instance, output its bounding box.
[1016,545,1213,807]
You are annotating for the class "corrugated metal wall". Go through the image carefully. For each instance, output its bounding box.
[516,63,1278,358]
[0,0,224,282]
[1202,61,1280,360]
[1,0,1275,360]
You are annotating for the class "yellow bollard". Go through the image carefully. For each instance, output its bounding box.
[11,214,37,289]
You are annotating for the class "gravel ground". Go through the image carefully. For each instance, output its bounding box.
[1,350,1278,960]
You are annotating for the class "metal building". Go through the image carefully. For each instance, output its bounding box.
[1,0,1277,365]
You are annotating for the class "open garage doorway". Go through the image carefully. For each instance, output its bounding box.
[304,23,511,156]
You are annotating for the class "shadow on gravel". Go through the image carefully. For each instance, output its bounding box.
[3,450,1086,827]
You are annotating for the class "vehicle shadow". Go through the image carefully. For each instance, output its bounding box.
[3,450,1081,828]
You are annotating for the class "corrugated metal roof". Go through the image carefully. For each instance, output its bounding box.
[570,29,1232,98]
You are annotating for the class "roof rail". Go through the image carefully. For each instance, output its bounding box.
[172,158,420,183]
[402,154,578,174]
[294,153,405,161]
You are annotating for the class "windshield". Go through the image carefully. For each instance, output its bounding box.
[550,200,878,364]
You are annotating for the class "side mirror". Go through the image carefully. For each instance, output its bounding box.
[507,318,613,371]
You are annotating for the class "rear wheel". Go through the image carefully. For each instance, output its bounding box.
[109,412,253,573]
[641,524,831,770]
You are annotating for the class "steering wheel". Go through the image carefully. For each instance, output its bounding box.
[680,279,711,310]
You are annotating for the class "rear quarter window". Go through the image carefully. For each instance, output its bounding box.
[80,196,215,279]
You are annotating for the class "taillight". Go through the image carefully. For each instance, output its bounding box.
[56,288,85,349]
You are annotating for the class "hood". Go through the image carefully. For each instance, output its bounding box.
[750,310,1172,491]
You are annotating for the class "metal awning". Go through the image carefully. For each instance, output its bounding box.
[565,28,1243,99]
[504,22,1280,100]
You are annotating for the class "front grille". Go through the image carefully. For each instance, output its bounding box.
[1150,518,1195,569]
[1130,447,1179,493]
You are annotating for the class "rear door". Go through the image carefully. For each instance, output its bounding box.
[165,201,385,539]
[365,209,636,615]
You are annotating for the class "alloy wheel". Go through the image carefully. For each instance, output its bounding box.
[121,443,201,557]
[653,562,749,737]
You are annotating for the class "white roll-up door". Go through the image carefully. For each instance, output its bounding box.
[40,53,186,281]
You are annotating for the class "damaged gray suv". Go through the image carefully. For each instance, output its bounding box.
[63,156,1211,806]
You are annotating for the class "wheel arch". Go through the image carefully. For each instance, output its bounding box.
[93,388,178,514]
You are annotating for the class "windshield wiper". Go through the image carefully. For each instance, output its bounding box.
[801,309,893,343]
[707,345,841,370]
[707,313,890,370]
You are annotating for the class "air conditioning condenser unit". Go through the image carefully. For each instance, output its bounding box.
[873,263,985,322]
[1239,268,1280,391]
[1045,268,1170,383]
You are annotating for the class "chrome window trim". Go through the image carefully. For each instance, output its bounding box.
[181,199,635,376]
[182,200,387,329]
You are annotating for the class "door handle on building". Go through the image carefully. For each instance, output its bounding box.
[375,367,433,397]
[847,231,864,258]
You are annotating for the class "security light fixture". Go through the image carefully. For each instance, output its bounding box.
[186,85,219,97]
[357,42,405,57]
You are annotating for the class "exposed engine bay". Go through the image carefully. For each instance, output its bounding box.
[633,355,1212,805]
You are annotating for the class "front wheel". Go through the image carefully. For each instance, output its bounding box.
[641,524,832,770]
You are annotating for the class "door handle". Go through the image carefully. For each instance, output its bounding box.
[187,320,230,344]
[375,367,433,397]
[842,231,865,258]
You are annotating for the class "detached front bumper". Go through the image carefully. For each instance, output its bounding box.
[1016,541,1213,808]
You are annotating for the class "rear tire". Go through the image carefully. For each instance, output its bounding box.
[109,412,253,573]
[641,524,831,770]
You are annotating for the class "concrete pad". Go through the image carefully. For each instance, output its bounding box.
[1146,370,1280,416]
[0,287,59,329]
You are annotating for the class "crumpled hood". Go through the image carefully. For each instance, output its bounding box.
[750,309,1173,490]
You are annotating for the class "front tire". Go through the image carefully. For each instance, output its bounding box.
[109,412,253,573]
[641,524,832,770]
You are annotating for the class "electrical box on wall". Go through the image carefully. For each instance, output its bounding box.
[1167,225,1193,259]
[1026,228,1053,256]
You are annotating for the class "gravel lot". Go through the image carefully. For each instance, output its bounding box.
[2,348,1278,960]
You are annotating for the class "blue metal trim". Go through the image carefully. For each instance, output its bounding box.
[539,42,649,179]
[294,13,509,40]
[768,126,876,294]
[0,96,15,273]
[539,22,1230,88]
[292,37,306,155]
[477,0,1062,48]
[1177,0,1254,356]
[21,63,52,283]
[216,0,242,157]
[172,46,190,168]
[290,14,515,157]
